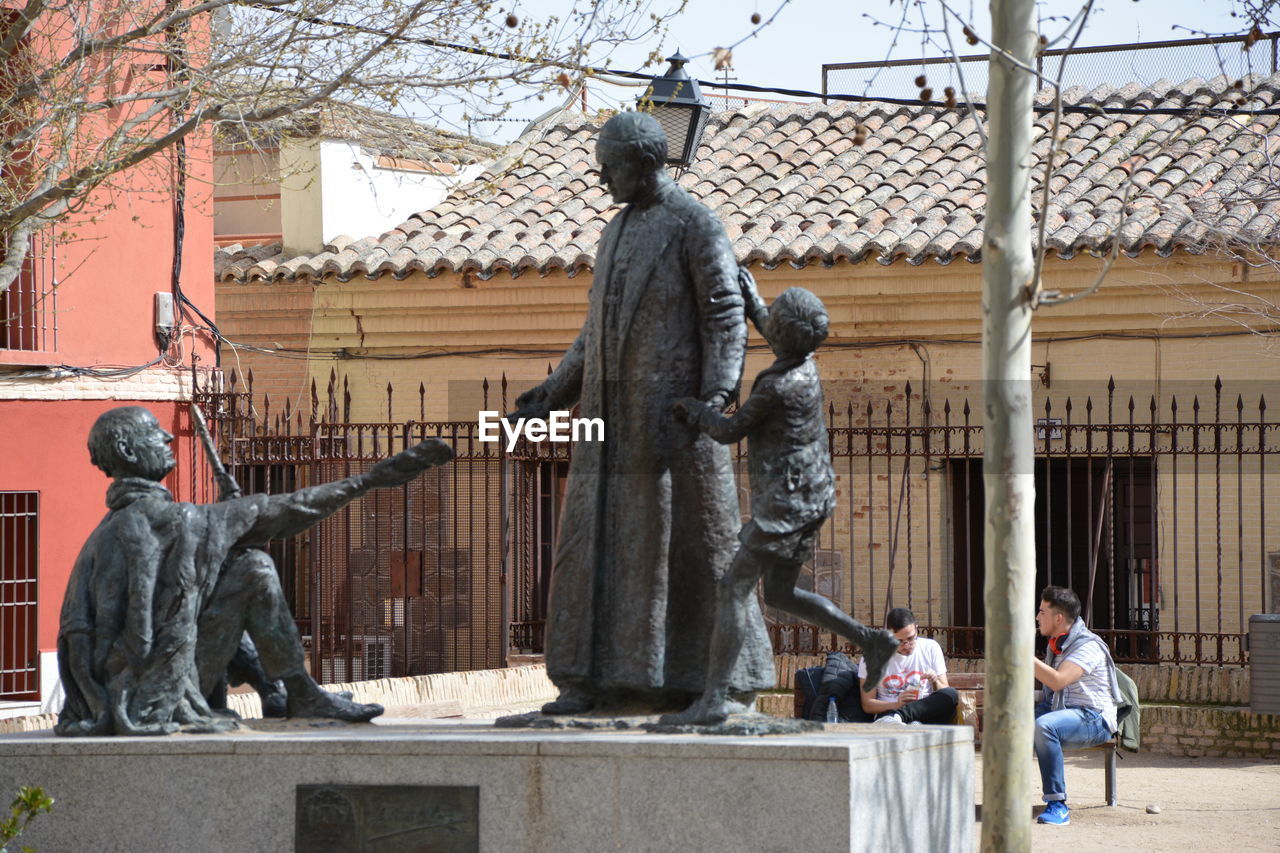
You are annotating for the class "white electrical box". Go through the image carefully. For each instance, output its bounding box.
[154,291,175,345]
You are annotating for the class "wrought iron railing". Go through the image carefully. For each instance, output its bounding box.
[196,370,1276,672]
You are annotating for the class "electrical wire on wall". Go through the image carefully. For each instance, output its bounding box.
[164,10,222,369]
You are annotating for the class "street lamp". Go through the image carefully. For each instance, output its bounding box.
[639,51,712,168]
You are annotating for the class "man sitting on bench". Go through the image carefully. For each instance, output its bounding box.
[1033,586,1120,826]
[859,608,959,726]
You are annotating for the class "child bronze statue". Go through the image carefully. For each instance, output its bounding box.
[666,283,898,724]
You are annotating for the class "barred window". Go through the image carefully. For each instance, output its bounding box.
[1,491,38,700]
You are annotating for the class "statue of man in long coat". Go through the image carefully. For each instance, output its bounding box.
[511,112,774,713]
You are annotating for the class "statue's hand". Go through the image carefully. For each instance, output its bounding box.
[700,389,731,411]
[509,385,552,421]
[671,397,706,424]
[366,438,454,488]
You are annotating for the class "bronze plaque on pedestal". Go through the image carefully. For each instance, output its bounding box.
[296,784,478,852]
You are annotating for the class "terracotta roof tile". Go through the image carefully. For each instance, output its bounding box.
[217,74,1280,283]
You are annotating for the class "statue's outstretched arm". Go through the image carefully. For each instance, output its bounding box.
[738,266,769,337]
[236,438,454,544]
[673,380,776,445]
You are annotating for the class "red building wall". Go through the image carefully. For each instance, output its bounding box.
[0,3,218,704]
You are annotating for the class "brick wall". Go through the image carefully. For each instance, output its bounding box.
[0,366,203,401]
[1143,704,1280,758]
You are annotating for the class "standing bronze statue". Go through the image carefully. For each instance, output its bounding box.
[510,112,774,714]
[55,406,453,736]
[666,286,898,725]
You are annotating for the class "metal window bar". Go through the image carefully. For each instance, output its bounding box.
[1,491,39,700]
[0,229,57,352]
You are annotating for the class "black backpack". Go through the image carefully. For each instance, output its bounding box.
[797,652,872,723]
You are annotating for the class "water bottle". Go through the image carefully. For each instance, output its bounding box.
[825,696,839,723]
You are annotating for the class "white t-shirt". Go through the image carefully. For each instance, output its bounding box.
[857,636,948,703]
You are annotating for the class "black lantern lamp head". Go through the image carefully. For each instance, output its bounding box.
[639,51,712,168]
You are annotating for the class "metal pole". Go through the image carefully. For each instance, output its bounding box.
[981,0,1038,846]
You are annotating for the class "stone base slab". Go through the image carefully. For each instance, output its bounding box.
[0,719,973,853]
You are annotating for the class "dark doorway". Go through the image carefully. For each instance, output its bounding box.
[950,457,1157,652]
[510,459,568,654]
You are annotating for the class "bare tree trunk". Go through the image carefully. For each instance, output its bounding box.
[0,221,36,295]
[980,0,1038,849]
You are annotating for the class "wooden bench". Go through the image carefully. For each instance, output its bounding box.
[950,672,1119,807]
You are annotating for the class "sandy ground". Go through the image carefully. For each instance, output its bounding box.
[973,751,1280,852]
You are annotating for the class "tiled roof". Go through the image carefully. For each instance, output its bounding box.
[217,74,1280,283]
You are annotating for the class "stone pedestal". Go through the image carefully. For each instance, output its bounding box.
[0,720,973,852]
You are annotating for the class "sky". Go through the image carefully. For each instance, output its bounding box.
[461,0,1253,141]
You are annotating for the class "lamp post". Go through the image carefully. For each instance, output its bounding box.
[639,51,712,168]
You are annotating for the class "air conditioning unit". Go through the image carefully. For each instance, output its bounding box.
[321,635,392,683]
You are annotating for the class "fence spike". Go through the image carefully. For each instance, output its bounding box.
[943,398,951,416]
[1128,395,1135,414]
[1150,395,1157,415]
[1044,396,1052,416]
[1237,394,1245,414]
[501,373,509,413]
[1065,396,1073,414]
[1170,395,1178,416]
[419,382,426,421]
[228,368,239,393]
[343,376,351,422]
[1107,375,1115,394]
[310,379,319,423]
[482,376,490,411]
[387,382,394,422]
[1260,394,1267,414]
[904,379,913,399]
[246,368,255,398]
[962,399,971,418]
[1192,395,1201,414]
[1085,396,1093,414]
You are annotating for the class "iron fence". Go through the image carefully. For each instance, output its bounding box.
[195,371,1275,676]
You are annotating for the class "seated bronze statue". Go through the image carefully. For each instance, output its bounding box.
[55,405,453,736]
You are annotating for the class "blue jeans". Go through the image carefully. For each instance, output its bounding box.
[1033,701,1112,803]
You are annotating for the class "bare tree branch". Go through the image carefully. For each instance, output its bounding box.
[0,0,680,293]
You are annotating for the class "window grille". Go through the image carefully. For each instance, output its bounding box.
[0,230,57,352]
[1,492,38,700]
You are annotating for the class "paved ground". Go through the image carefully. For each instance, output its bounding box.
[973,751,1280,851]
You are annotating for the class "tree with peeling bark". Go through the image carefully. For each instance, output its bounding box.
[882,1,1277,846]
[979,0,1038,846]
[0,0,680,295]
